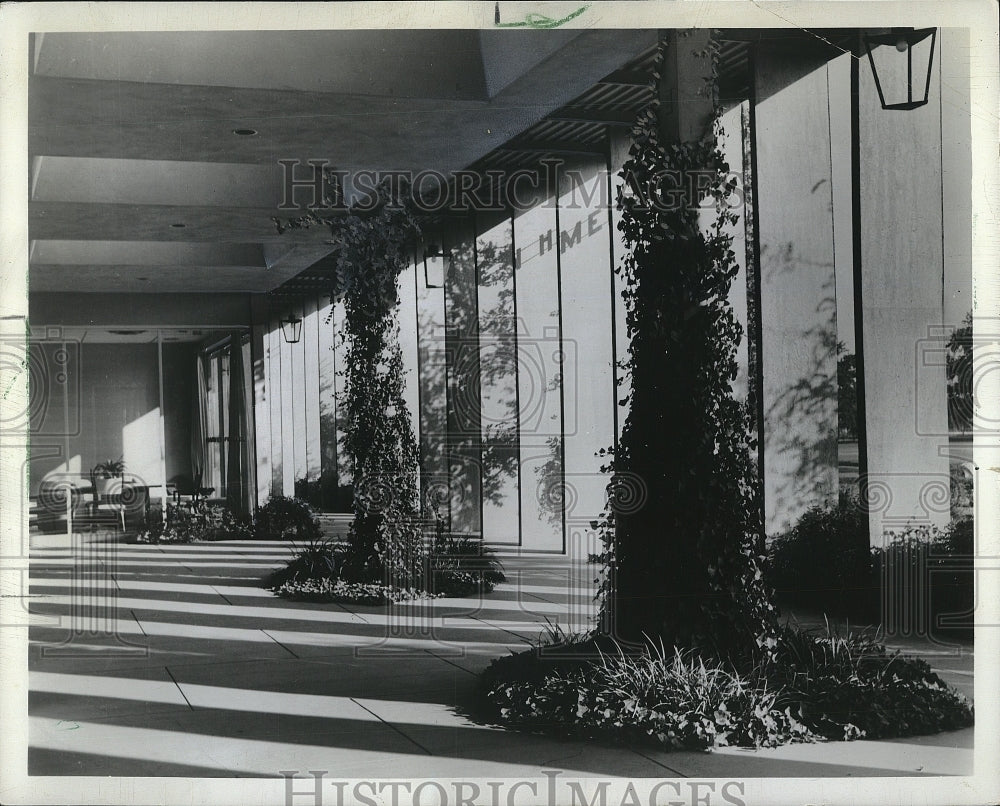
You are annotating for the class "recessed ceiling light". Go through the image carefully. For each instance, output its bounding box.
[170,223,186,228]
[233,128,258,136]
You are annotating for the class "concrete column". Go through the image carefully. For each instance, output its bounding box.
[717,101,750,402]
[858,34,951,536]
[754,47,840,533]
[658,30,714,143]
[397,259,421,480]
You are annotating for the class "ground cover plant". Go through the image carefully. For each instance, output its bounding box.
[480,624,972,751]
[265,526,507,604]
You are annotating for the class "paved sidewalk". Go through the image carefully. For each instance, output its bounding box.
[27,536,974,778]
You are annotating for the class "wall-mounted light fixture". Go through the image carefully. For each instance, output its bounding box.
[279,312,302,344]
[864,28,936,110]
[423,242,447,289]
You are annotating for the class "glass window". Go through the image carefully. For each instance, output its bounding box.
[513,187,564,552]
[477,212,520,545]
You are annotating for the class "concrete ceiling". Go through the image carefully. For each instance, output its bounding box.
[28,28,657,294]
[52,326,227,344]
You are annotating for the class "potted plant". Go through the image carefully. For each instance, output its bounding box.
[91,458,126,498]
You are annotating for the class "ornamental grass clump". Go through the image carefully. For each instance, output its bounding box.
[265,535,341,588]
[486,640,809,751]
[428,530,506,597]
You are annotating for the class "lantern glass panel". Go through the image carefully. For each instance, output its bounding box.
[868,41,909,106]
[424,252,446,289]
[909,34,934,102]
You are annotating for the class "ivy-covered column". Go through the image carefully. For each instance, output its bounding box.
[276,184,427,586]
[598,31,777,664]
[336,203,426,587]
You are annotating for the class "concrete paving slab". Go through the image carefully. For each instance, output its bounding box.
[165,655,471,703]
[29,665,190,714]
[425,647,505,676]
[28,627,225,675]
[634,746,940,778]
[26,541,976,779]
[28,713,433,778]
[390,724,683,777]
[29,746,268,777]
[707,732,974,776]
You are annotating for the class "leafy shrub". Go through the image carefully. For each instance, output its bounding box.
[254,495,322,541]
[767,492,875,618]
[294,476,354,513]
[950,460,974,511]
[482,626,973,751]
[768,494,975,634]
[875,518,974,634]
[136,501,252,544]
[946,311,973,432]
[772,624,973,740]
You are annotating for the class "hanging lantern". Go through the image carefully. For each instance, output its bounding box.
[864,28,937,110]
[423,242,447,289]
[279,312,302,344]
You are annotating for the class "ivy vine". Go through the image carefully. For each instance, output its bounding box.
[594,32,778,666]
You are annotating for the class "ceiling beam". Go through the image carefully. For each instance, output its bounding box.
[498,138,607,157]
[597,69,651,87]
[547,107,638,128]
